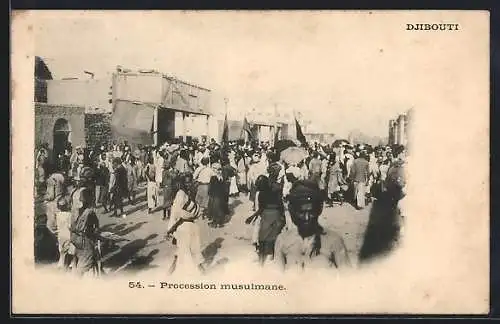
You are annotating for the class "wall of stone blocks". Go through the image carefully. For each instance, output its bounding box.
[34,104,86,149]
[84,113,113,149]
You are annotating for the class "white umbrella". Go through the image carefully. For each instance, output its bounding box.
[280,146,308,165]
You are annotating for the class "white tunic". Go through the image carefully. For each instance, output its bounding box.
[167,190,203,276]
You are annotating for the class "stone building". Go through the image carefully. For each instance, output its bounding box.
[44,66,212,148]
[45,74,114,149]
[35,103,86,157]
[84,113,113,149]
[35,57,87,156]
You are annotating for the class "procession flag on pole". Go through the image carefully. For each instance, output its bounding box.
[222,112,229,145]
[241,116,253,141]
[294,112,307,147]
[222,98,229,149]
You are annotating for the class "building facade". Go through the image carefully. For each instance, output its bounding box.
[46,76,114,148]
[47,78,113,114]
[35,58,88,156]
[40,60,301,147]
[111,69,212,146]
[388,108,413,148]
[44,66,213,147]
[35,103,86,157]
[209,108,296,144]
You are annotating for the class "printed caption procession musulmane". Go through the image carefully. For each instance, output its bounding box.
[128,281,286,290]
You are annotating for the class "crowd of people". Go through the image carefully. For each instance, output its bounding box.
[34,136,407,276]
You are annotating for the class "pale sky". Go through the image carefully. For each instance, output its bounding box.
[33,11,418,138]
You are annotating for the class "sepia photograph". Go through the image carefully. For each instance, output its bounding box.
[11,10,489,314]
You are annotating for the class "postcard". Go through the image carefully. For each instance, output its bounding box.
[11,10,489,314]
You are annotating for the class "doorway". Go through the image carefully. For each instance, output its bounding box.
[53,118,71,159]
[157,108,175,145]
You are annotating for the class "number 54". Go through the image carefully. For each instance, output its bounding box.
[129,281,143,288]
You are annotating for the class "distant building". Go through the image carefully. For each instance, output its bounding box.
[211,109,296,144]
[245,113,278,143]
[388,120,395,145]
[304,133,336,144]
[388,108,413,148]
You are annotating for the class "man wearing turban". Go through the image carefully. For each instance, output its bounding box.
[274,180,351,272]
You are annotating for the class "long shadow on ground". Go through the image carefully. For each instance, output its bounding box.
[202,237,224,266]
[121,248,160,273]
[357,191,402,265]
[102,233,158,272]
[221,198,243,226]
